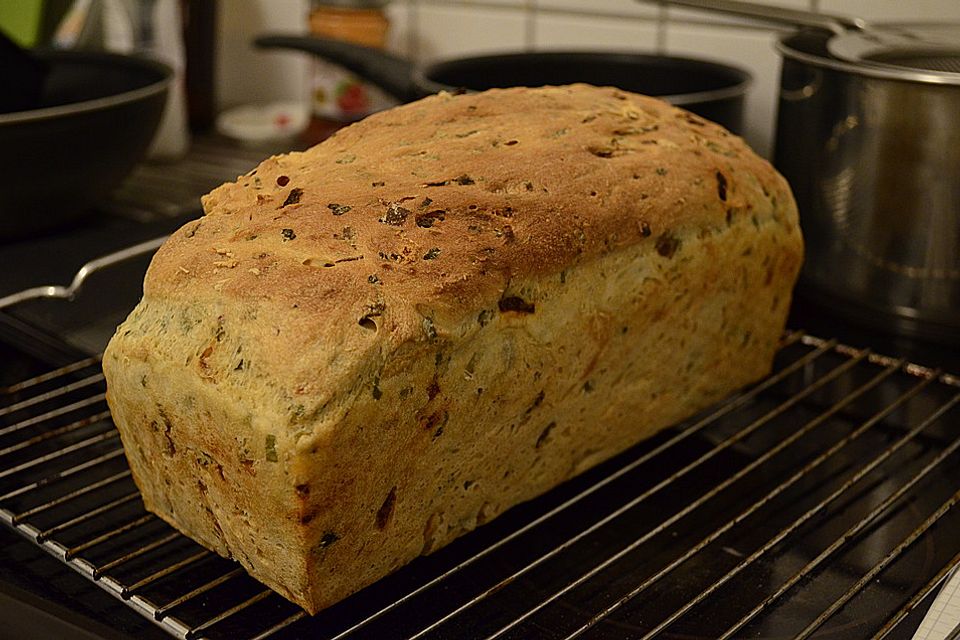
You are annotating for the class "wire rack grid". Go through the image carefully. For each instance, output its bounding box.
[1,332,959,639]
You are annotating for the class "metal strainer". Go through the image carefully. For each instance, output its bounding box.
[868,51,960,74]
[652,0,960,78]
[831,24,960,75]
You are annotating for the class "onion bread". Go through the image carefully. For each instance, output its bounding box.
[103,84,803,613]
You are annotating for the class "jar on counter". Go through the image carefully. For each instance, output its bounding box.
[306,0,398,143]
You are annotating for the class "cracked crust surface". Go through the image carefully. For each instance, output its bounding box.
[103,84,803,613]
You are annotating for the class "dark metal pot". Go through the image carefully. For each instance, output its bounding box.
[0,50,171,240]
[255,35,751,135]
[774,28,960,344]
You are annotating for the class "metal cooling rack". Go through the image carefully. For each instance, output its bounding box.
[1,332,960,639]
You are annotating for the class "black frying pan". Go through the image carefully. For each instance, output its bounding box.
[0,48,170,240]
[255,35,751,134]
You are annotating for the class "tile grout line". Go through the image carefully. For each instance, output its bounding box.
[386,0,852,85]
[525,0,537,51]
[656,0,668,54]
[397,0,787,61]
[407,0,420,65]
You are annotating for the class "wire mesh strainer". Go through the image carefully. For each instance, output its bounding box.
[652,1,960,78]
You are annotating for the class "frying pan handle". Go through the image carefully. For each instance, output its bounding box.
[255,34,419,103]
[0,236,168,310]
[646,0,867,35]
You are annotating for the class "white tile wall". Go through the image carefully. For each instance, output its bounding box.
[818,0,960,22]
[385,1,415,58]
[536,0,658,19]
[533,13,658,52]
[216,0,309,109]
[663,23,786,156]
[216,0,960,156]
[414,4,527,60]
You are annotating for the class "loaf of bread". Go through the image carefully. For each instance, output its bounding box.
[103,84,802,614]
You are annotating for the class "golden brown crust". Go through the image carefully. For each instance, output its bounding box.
[103,84,803,614]
[146,84,793,396]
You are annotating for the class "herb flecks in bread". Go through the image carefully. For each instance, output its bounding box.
[103,84,802,614]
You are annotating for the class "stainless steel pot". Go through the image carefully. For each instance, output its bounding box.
[649,0,960,343]
[774,28,960,344]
